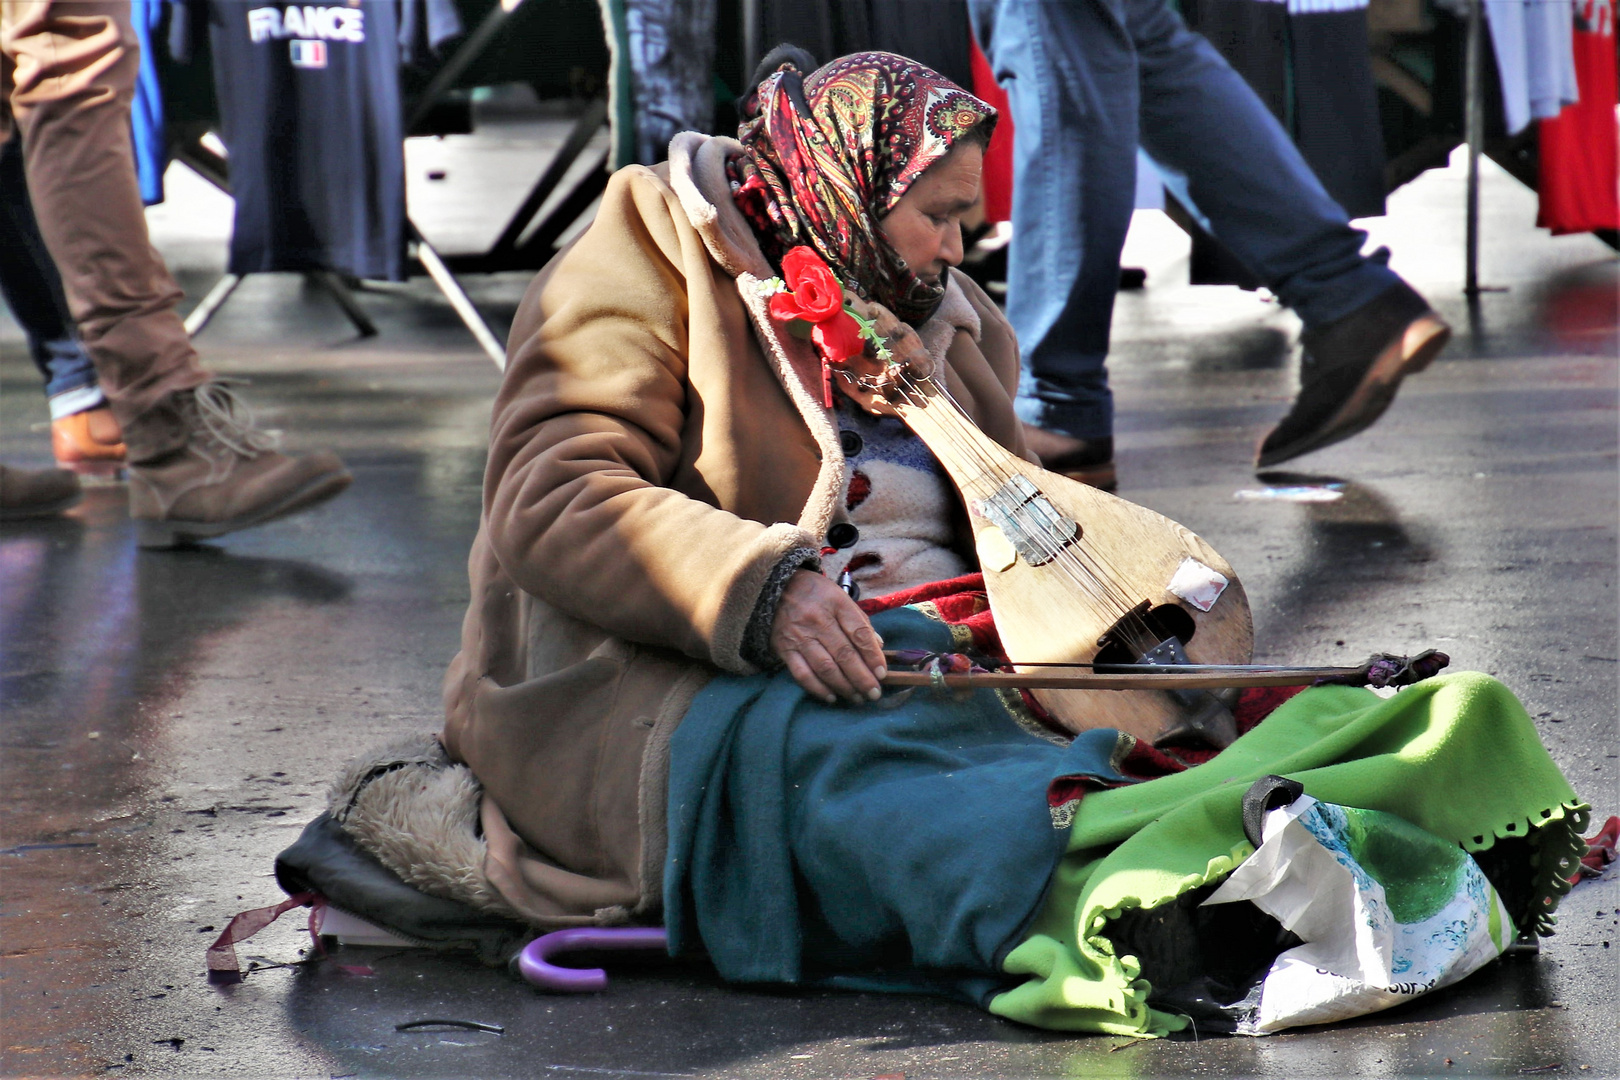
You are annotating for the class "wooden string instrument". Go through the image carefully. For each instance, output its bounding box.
[837,314,1252,749]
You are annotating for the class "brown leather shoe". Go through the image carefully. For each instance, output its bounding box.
[52,406,127,477]
[0,464,83,520]
[125,382,352,549]
[1020,423,1118,492]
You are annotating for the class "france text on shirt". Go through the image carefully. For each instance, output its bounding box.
[247,6,365,45]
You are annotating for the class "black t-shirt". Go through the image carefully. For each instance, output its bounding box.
[209,0,406,280]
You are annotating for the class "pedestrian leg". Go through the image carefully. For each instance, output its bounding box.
[2,0,351,544]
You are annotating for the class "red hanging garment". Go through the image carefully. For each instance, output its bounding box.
[969,36,1016,225]
[1537,0,1619,235]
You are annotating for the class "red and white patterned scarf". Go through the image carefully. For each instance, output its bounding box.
[731,51,995,327]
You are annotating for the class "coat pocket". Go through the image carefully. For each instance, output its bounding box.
[467,657,628,880]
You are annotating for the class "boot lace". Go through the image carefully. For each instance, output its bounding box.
[191,380,282,458]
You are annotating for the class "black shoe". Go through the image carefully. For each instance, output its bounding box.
[1256,284,1451,469]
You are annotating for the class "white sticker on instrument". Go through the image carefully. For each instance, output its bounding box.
[1168,558,1228,612]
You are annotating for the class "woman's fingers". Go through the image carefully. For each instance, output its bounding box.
[884,324,934,381]
[831,294,937,412]
[783,650,836,704]
[833,636,882,701]
[801,638,862,702]
[834,605,887,687]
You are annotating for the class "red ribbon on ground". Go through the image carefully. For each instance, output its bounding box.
[205,891,375,983]
[206,892,315,983]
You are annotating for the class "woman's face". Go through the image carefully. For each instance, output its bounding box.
[878,140,984,288]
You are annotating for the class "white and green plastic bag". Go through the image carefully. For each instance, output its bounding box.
[1203,795,1516,1035]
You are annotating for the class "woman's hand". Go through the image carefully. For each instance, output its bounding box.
[832,293,935,417]
[770,569,888,703]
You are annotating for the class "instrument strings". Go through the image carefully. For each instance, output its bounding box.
[884,370,1165,656]
[852,367,1132,626]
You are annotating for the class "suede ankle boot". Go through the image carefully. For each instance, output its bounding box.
[125,381,352,549]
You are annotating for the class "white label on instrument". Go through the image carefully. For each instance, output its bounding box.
[1168,558,1228,612]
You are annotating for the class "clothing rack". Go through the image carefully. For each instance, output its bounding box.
[177,0,612,368]
[171,139,383,339]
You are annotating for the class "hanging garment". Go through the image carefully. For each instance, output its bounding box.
[173,0,458,62]
[621,0,718,165]
[1288,8,1387,218]
[1183,0,1388,218]
[1537,0,1617,234]
[206,0,408,280]
[130,0,166,206]
[750,0,973,90]
[968,34,1014,224]
[1483,0,1579,135]
[865,0,974,90]
[1188,0,1289,118]
[398,0,462,64]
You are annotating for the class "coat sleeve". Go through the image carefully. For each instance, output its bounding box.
[484,166,813,673]
[951,270,1035,463]
[955,270,1023,402]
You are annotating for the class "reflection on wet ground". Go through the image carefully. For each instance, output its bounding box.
[1,147,1615,1077]
[1236,473,1435,635]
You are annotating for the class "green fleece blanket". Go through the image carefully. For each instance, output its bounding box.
[991,671,1588,1035]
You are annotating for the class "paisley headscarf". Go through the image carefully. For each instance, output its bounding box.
[732,51,996,327]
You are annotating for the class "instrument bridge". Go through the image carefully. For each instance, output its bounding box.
[971,475,1080,566]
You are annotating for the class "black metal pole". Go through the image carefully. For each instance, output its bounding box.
[1464,0,1483,298]
[741,0,761,90]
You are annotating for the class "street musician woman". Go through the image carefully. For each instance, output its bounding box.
[437,48,1589,1035]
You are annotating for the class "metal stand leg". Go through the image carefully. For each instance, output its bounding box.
[1464,0,1484,299]
[413,231,507,369]
[310,271,378,337]
[184,273,242,337]
[741,0,761,89]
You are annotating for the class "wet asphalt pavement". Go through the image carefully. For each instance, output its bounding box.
[2,131,1616,1079]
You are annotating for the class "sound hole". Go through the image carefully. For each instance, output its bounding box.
[1094,603,1198,666]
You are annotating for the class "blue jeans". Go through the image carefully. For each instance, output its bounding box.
[970,0,1404,440]
[0,134,103,415]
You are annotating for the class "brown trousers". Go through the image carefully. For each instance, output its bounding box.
[1,0,207,459]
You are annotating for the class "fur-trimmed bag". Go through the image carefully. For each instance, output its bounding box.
[272,735,531,963]
[325,734,521,920]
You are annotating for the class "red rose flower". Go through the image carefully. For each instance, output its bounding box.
[771,246,845,323]
[811,310,866,363]
[765,246,869,402]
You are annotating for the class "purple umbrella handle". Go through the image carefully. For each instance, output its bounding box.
[516,926,669,992]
